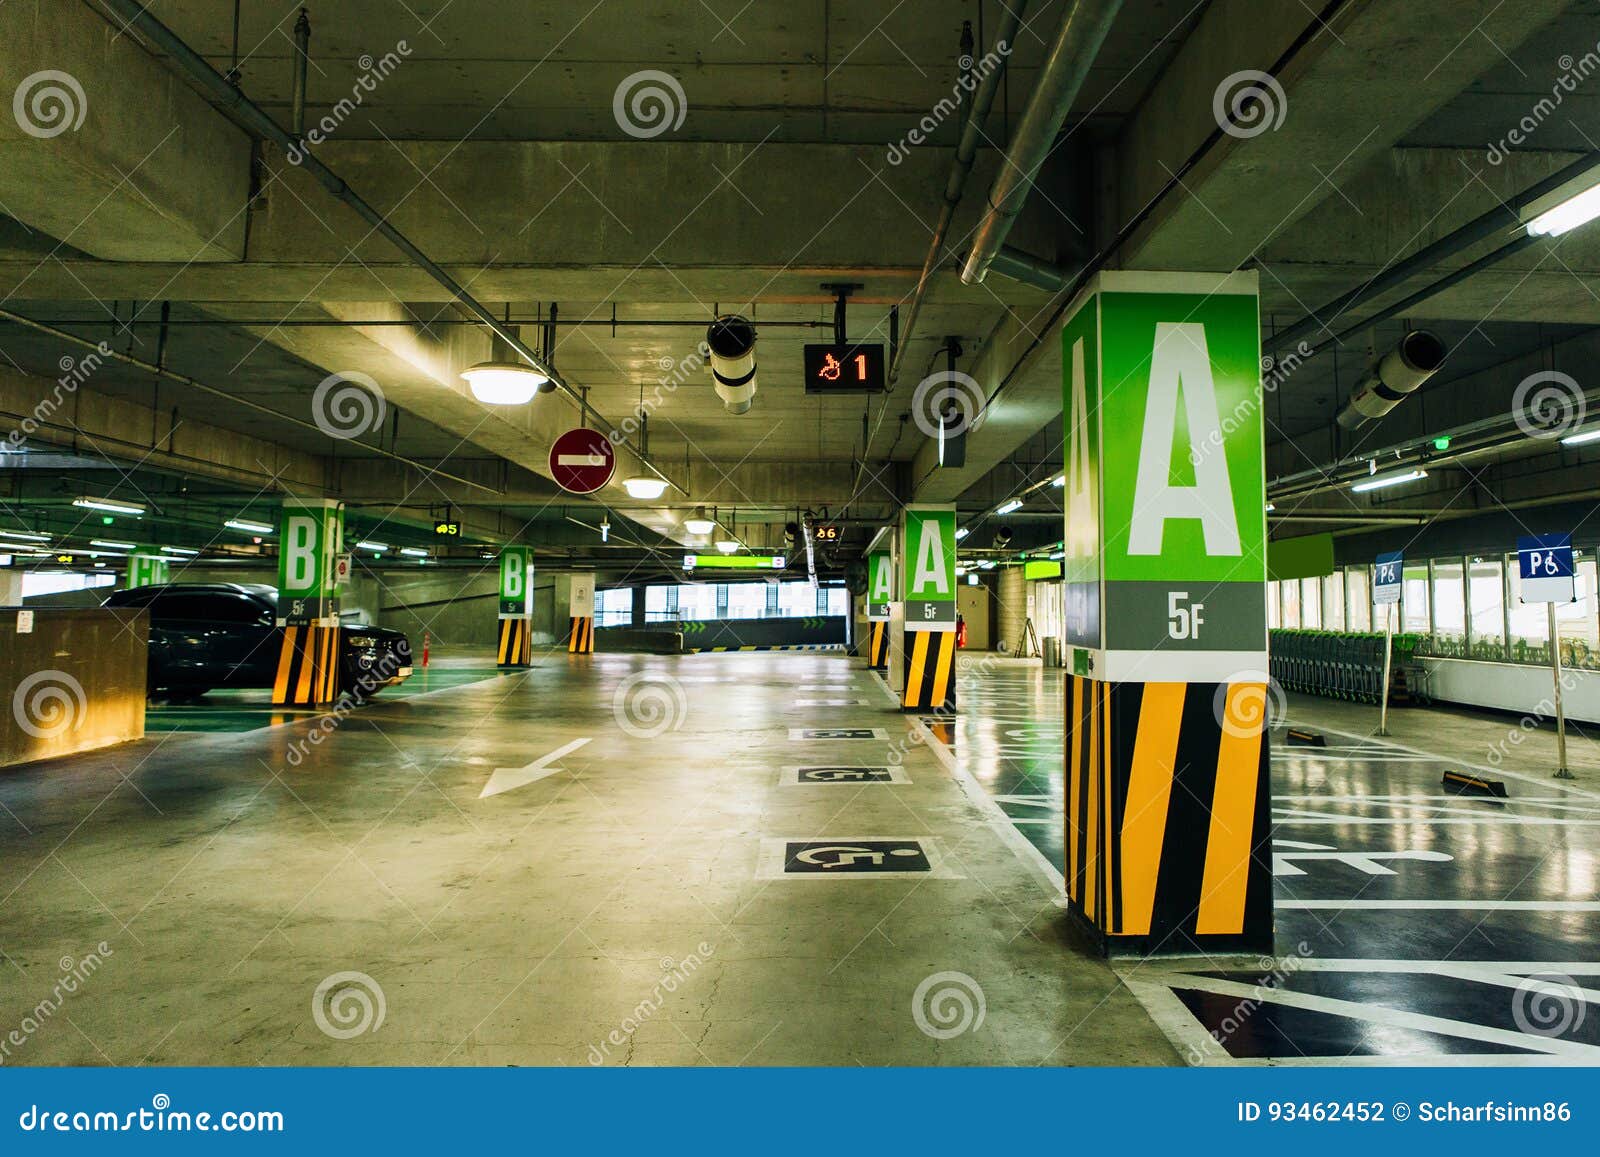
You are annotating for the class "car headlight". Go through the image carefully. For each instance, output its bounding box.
[346,635,378,648]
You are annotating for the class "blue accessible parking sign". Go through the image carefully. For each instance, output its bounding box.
[1517,533,1576,603]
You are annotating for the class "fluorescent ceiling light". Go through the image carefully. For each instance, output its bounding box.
[995,498,1024,516]
[1265,502,1276,512]
[400,547,428,558]
[954,527,969,540]
[0,529,50,542]
[1051,475,1065,487]
[1526,181,1600,237]
[73,496,144,515]
[621,476,669,500]
[225,519,274,535]
[714,540,739,554]
[460,362,549,405]
[91,539,136,550]
[967,573,979,586]
[1350,468,1428,493]
[1048,551,1065,560]
[160,546,199,556]
[1560,428,1600,446]
[356,540,389,552]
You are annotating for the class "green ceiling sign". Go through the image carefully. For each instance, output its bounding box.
[682,554,786,569]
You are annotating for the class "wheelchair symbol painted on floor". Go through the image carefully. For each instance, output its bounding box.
[783,839,932,874]
[1273,838,1452,877]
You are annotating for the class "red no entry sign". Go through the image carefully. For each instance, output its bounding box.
[549,427,615,494]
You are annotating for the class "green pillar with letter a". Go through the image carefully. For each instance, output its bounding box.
[899,504,958,713]
[273,499,344,705]
[124,552,169,588]
[1061,271,1272,956]
[497,546,534,666]
[865,547,893,671]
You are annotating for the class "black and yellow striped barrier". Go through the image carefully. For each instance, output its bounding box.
[1442,770,1508,798]
[568,616,595,654]
[272,623,341,706]
[1286,727,1325,747]
[901,629,956,713]
[1066,676,1272,954]
[497,617,532,667]
[867,621,888,670]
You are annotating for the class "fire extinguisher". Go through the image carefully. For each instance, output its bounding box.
[956,615,968,649]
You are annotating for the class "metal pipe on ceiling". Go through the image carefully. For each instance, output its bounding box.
[289,8,309,138]
[0,306,498,494]
[886,1,1028,385]
[97,0,675,494]
[12,317,832,329]
[958,0,1124,285]
[1270,151,1600,355]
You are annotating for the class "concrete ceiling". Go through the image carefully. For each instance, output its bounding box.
[4,0,1600,580]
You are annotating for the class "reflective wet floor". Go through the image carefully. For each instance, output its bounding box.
[912,659,1600,1065]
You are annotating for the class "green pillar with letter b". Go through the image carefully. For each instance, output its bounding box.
[273,499,344,706]
[1062,271,1272,955]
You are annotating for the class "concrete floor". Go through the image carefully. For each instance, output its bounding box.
[6,652,1597,1067]
[0,651,1174,1067]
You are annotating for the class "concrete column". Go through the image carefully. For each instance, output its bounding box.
[864,545,893,672]
[631,584,647,628]
[553,573,596,654]
[0,569,22,605]
[274,500,344,705]
[1061,271,1272,957]
[497,547,534,667]
[899,505,958,714]
[996,566,1027,655]
[125,552,169,588]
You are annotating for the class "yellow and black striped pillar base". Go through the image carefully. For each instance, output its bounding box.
[900,629,956,713]
[272,623,341,706]
[497,617,532,667]
[1065,676,1272,955]
[567,615,594,654]
[866,621,888,670]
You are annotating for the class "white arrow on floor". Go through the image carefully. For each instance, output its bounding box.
[479,737,593,799]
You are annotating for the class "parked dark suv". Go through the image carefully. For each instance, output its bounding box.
[103,583,413,701]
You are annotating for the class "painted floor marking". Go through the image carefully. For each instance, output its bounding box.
[1281,898,1600,911]
[793,698,870,706]
[479,736,592,798]
[755,836,963,880]
[865,669,1066,902]
[1142,971,1600,1060]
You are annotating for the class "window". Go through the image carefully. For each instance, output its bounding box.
[1322,571,1345,632]
[1507,555,1551,660]
[1267,581,1281,629]
[22,572,115,599]
[1300,577,1321,628]
[1402,565,1431,635]
[644,585,679,622]
[1467,557,1506,660]
[724,583,766,620]
[1431,559,1466,650]
[595,587,632,627]
[1346,566,1371,631]
[1556,557,1600,668]
[1280,577,1301,628]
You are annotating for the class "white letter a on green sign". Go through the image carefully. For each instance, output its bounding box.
[1128,322,1241,557]
[912,521,949,594]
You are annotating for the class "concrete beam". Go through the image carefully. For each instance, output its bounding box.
[0,360,328,493]
[1116,0,1576,271]
[0,0,250,261]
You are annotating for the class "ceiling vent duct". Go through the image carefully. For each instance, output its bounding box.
[706,315,758,414]
[1336,331,1447,429]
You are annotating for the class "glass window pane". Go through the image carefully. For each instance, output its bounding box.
[1402,564,1430,634]
[1556,557,1599,668]
[1267,581,1281,629]
[1323,571,1345,632]
[1281,577,1301,628]
[725,582,766,619]
[1300,577,1321,628]
[1431,559,1466,650]
[1468,557,1506,659]
[1507,555,1551,660]
[1346,566,1371,631]
[677,583,717,622]
[645,585,672,620]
